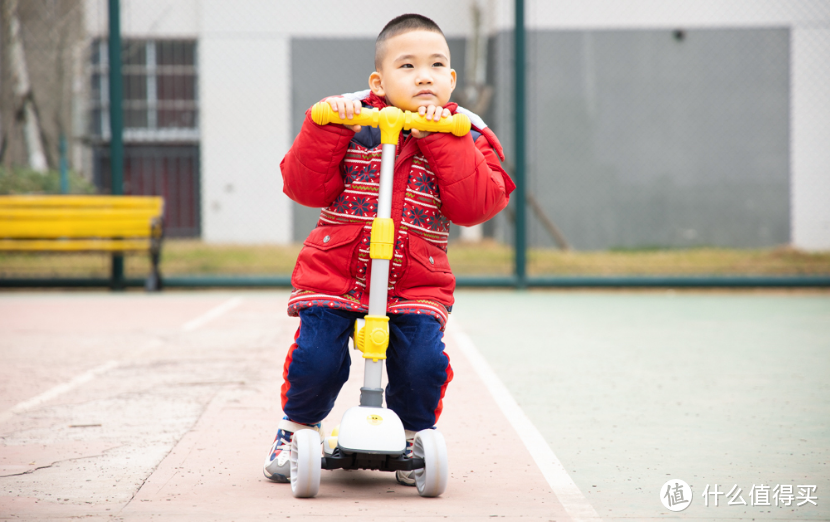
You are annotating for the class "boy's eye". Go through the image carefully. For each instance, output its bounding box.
[400,63,414,69]
[432,62,445,67]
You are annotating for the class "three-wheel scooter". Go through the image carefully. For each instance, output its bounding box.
[286,102,470,499]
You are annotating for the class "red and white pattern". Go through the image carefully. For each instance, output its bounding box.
[288,139,451,328]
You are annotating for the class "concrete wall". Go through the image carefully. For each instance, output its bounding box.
[84,0,484,245]
[82,0,829,249]
[791,26,830,250]
[491,0,829,250]
[197,4,292,244]
[505,28,790,250]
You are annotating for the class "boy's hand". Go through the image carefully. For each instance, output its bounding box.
[411,105,452,139]
[324,97,362,133]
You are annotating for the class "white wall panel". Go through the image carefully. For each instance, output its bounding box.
[791,26,830,250]
[199,29,292,243]
[85,0,199,37]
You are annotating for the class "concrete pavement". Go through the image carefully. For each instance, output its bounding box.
[4,289,827,521]
[452,289,830,521]
[0,291,573,521]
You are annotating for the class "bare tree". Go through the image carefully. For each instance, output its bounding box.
[3,0,47,172]
[459,0,494,116]
[458,0,494,242]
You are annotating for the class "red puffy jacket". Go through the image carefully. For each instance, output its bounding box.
[281,94,514,311]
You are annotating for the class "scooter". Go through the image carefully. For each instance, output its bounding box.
[286,102,471,499]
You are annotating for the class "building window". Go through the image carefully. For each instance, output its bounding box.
[90,39,201,237]
[90,39,199,142]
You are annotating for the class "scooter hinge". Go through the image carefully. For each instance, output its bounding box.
[353,315,389,361]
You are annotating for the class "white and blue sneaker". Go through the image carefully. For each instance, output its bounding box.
[263,417,322,483]
[395,429,418,486]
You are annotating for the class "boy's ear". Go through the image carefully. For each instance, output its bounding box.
[369,71,385,97]
[450,69,457,92]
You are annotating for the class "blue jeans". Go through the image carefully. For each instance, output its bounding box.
[280,307,454,431]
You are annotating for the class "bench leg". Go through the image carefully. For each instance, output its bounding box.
[145,247,163,292]
[110,254,125,291]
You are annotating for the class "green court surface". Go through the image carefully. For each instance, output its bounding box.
[452,289,830,520]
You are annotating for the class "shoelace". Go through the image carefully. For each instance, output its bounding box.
[273,432,293,455]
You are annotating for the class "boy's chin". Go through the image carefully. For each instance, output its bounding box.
[384,96,451,113]
[402,101,452,113]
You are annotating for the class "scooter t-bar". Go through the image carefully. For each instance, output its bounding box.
[311,102,470,399]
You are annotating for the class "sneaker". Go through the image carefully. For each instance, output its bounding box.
[263,417,322,483]
[395,429,418,486]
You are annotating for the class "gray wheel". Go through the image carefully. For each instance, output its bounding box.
[413,429,448,497]
[290,429,321,498]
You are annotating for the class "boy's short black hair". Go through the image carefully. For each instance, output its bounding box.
[375,14,447,70]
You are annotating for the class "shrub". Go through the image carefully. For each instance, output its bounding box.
[0,166,97,195]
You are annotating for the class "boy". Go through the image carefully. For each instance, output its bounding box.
[264,13,514,486]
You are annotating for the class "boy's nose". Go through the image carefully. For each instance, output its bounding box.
[416,75,432,85]
[416,69,433,84]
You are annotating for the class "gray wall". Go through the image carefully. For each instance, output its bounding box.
[492,28,790,250]
[290,28,790,249]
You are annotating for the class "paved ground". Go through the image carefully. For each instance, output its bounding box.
[0,291,570,521]
[0,290,828,521]
[452,289,830,521]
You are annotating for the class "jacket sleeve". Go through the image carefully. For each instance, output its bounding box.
[280,109,355,208]
[417,132,515,226]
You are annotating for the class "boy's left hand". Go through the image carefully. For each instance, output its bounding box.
[411,105,452,139]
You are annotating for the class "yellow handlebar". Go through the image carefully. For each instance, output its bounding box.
[402,110,471,138]
[311,102,470,145]
[311,102,380,128]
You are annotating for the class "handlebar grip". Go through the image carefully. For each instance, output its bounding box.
[311,102,379,127]
[405,111,471,137]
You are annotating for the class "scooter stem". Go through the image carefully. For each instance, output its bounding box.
[361,142,397,395]
[367,143,396,314]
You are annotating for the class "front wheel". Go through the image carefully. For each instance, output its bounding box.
[290,429,321,498]
[413,429,448,497]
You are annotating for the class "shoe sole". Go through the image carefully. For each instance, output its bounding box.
[395,471,416,487]
[263,467,289,483]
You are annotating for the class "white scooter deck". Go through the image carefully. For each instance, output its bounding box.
[336,406,406,455]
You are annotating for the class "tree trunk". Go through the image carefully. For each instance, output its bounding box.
[3,0,48,172]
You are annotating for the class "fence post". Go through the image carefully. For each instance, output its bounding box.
[514,0,527,288]
[108,0,124,289]
[59,135,68,194]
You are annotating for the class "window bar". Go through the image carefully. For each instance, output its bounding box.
[147,40,157,130]
[100,39,110,139]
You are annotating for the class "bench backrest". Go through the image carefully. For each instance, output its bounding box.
[0,195,164,239]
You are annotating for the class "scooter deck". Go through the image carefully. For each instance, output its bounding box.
[321,448,425,472]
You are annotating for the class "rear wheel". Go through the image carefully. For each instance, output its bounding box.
[413,429,448,497]
[290,429,321,498]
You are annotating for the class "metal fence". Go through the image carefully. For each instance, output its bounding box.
[1,0,829,288]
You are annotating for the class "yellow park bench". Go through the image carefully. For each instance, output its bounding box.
[0,195,164,290]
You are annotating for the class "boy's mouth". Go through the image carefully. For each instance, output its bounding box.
[415,90,435,97]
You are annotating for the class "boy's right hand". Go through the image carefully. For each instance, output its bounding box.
[324,97,362,133]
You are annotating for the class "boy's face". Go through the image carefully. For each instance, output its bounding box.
[369,29,457,112]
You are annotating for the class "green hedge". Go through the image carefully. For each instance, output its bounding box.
[0,166,97,195]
